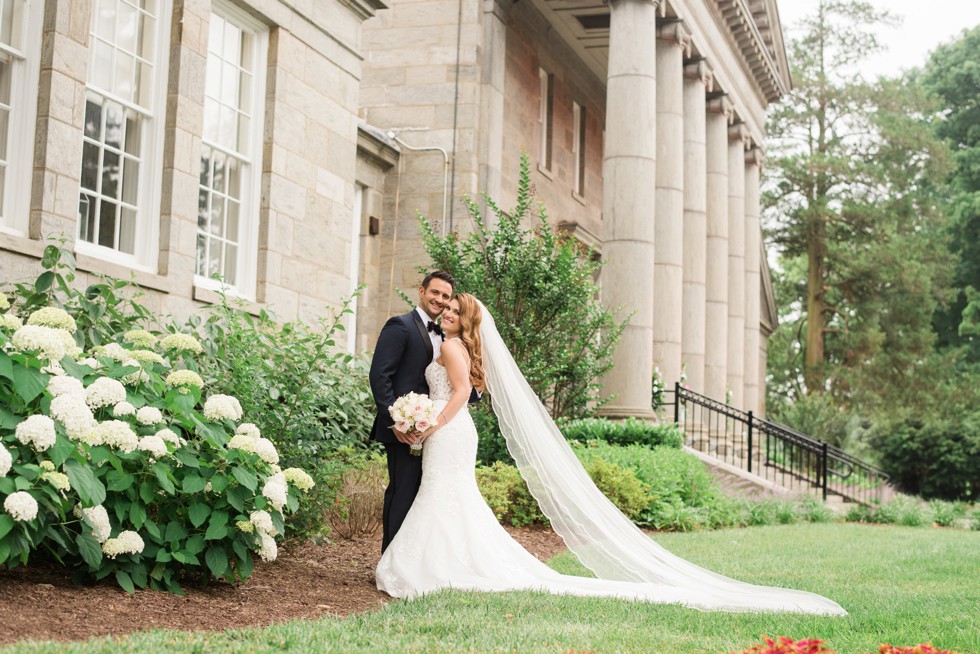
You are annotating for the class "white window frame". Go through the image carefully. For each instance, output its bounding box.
[193,0,267,300]
[76,0,172,272]
[347,184,364,353]
[538,67,553,172]
[0,0,43,235]
[572,100,585,196]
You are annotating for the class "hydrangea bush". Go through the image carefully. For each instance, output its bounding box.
[0,247,314,592]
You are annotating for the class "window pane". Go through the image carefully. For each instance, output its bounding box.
[209,195,224,237]
[225,199,239,241]
[223,244,237,284]
[117,1,138,54]
[223,20,240,63]
[196,232,207,276]
[81,142,100,191]
[0,106,8,159]
[207,239,221,277]
[92,40,113,92]
[96,0,115,41]
[212,150,226,193]
[101,149,120,199]
[227,158,241,200]
[78,193,97,242]
[122,157,139,204]
[84,99,102,140]
[197,188,209,230]
[199,152,211,188]
[119,206,136,254]
[104,102,123,150]
[98,199,117,248]
[115,51,135,102]
[124,111,140,154]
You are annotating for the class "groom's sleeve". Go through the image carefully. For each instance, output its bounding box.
[370,316,409,429]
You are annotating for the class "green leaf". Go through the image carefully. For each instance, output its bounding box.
[237,551,254,580]
[76,532,103,569]
[129,501,147,529]
[151,461,176,494]
[185,534,205,556]
[35,270,55,292]
[0,350,13,381]
[41,244,61,269]
[144,519,161,541]
[0,406,19,429]
[174,449,200,468]
[231,466,257,492]
[226,485,247,512]
[164,520,188,545]
[107,470,135,492]
[59,357,89,378]
[181,473,207,494]
[47,434,74,467]
[0,515,14,540]
[139,482,155,504]
[205,510,229,540]
[115,569,136,594]
[209,474,229,494]
[188,502,210,528]
[205,546,229,579]
[0,540,10,565]
[64,458,106,506]
[12,365,48,404]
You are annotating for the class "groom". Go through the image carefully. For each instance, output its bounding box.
[370,271,455,552]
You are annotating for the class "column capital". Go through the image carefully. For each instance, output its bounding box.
[657,19,692,57]
[684,59,713,91]
[608,0,663,10]
[745,146,764,167]
[706,94,734,123]
[728,122,751,148]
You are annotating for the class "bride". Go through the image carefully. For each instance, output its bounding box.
[375,293,847,615]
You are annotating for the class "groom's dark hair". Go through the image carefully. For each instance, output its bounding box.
[422,270,456,291]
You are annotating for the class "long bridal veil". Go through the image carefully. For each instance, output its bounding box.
[477,301,846,615]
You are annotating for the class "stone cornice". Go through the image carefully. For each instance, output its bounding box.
[713,0,789,102]
[357,123,400,170]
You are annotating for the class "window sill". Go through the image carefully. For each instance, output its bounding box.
[193,281,263,316]
[74,251,177,295]
[0,230,47,259]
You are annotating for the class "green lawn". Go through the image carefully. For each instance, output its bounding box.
[6,524,978,653]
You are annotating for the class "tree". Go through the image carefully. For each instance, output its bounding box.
[921,26,980,362]
[764,0,954,413]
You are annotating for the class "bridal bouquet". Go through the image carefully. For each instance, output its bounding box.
[389,392,439,456]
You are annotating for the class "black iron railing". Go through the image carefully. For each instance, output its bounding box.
[665,383,889,505]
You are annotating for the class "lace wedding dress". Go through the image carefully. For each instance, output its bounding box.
[375,350,846,614]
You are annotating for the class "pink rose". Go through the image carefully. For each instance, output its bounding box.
[395,420,410,433]
[415,419,431,432]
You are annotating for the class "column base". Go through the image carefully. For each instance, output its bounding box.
[596,405,658,420]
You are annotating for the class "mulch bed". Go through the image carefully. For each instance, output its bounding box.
[0,526,568,646]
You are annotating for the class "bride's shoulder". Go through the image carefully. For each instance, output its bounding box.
[441,338,469,360]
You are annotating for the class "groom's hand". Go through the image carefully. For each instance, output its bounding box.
[392,427,414,444]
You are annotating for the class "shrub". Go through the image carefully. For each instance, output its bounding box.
[417,153,627,421]
[474,461,545,527]
[560,417,683,449]
[797,496,836,523]
[327,454,387,539]
[928,500,966,527]
[188,292,376,540]
[580,457,651,522]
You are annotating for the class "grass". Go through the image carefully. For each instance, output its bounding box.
[6,523,978,653]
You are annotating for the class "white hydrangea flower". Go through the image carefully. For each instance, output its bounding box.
[123,330,157,347]
[138,435,168,459]
[165,369,205,389]
[102,530,144,558]
[4,491,38,522]
[12,324,80,361]
[262,473,288,512]
[0,294,8,310]
[235,520,254,534]
[42,471,71,492]
[0,313,23,331]
[96,343,131,362]
[39,460,55,472]
[120,360,150,386]
[257,532,278,562]
[203,394,243,421]
[74,504,112,543]
[0,446,11,477]
[249,510,277,537]
[77,356,101,370]
[227,433,257,453]
[27,307,77,332]
[283,468,315,492]
[253,438,279,465]
[50,394,98,439]
[136,406,163,425]
[129,349,165,365]
[112,401,136,417]
[83,420,139,453]
[15,414,57,452]
[236,423,261,440]
[40,360,65,376]
[160,333,204,354]
[155,428,185,447]
[85,377,127,409]
[48,375,85,398]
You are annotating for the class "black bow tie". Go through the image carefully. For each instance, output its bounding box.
[427,321,444,338]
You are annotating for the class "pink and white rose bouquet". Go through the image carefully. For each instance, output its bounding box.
[389,392,439,456]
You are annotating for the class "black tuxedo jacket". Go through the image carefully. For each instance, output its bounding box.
[369,310,434,444]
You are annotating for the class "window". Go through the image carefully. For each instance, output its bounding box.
[0,0,42,232]
[538,68,553,171]
[196,2,267,296]
[78,0,170,268]
[572,101,586,196]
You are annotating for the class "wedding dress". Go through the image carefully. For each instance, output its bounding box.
[376,318,847,615]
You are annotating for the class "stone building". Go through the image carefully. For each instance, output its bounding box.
[1,0,784,417]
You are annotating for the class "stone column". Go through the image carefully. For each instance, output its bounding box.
[681,60,711,394]
[726,123,748,408]
[743,147,763,414]
[653,20,690,391]
[599,0,659,419]
[703,95,732,402]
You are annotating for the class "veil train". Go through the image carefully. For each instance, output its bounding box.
[477,300,847,615]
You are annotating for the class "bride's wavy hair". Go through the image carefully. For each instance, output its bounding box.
[454,293,486,392]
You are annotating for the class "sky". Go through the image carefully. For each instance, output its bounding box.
[776,0,980,78]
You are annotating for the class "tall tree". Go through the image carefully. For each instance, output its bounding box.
[764,0,953,411]
[921,26,980,362]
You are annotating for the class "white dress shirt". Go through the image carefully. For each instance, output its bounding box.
[415,306,442,362]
